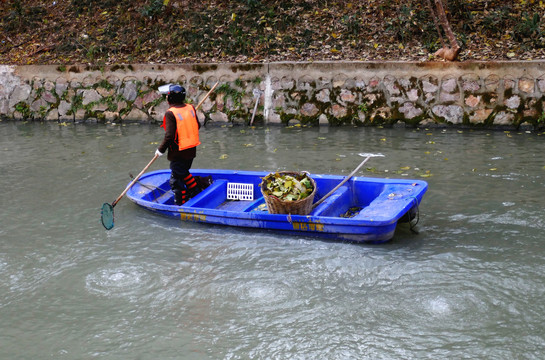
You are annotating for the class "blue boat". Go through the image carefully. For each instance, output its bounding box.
[126,169,428,243]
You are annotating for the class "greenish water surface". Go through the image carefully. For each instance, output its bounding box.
[1,121,544,359]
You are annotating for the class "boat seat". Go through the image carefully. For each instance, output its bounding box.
[241,196,266,212]
[311,185,351,217]
[352,184,420,222]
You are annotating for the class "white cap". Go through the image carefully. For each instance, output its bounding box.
[158,84,172,94]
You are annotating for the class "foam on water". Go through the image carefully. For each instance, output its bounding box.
[85,264,161,301]
[427,296,452,315]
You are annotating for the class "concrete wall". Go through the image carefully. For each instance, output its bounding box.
[1,61,544,129]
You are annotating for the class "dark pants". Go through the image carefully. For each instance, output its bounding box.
[169,159,194,205]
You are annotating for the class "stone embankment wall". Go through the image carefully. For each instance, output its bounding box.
[1,61,544,129]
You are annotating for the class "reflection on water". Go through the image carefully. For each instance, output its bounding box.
[1,122,545,359]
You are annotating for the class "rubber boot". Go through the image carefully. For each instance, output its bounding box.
[183,173,201,199]
[173,189,188,205]
[170,175,189,206]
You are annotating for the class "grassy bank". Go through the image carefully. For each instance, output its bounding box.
[1,0,544,65]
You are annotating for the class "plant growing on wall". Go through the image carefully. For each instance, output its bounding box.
[537,111,545,125]
[358,102,368,113]
[14,102,31,119]
[218,83,245,109]
[69,92,84,116]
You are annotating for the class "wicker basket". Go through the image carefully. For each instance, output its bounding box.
[260,171,317,215]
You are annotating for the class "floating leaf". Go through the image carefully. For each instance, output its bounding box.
[340,206,362,218]
[219,154,228,159]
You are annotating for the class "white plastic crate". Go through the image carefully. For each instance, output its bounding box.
[227,183,254,201]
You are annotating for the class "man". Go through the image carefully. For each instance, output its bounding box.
[156,84,201,205]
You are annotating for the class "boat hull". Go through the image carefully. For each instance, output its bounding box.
[126,169,428,243]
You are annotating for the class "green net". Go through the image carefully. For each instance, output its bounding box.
[101,203,114,230]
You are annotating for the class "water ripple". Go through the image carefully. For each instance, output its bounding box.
[85,263,162,302]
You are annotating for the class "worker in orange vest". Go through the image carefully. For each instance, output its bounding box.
[156,84,201,205]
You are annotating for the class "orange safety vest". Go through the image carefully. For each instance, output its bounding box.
[163,105,200,151]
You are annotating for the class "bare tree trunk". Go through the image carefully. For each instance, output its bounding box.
[427,0,461,61]
[425,0,446,48]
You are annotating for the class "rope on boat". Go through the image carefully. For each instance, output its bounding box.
[129,173,170,203]
[409,197,420,234]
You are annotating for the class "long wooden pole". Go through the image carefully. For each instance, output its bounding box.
[195,81,219,110]
[311,156,372,210]
[111,154,159,207]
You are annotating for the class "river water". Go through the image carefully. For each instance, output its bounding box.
[1,121,544,359]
